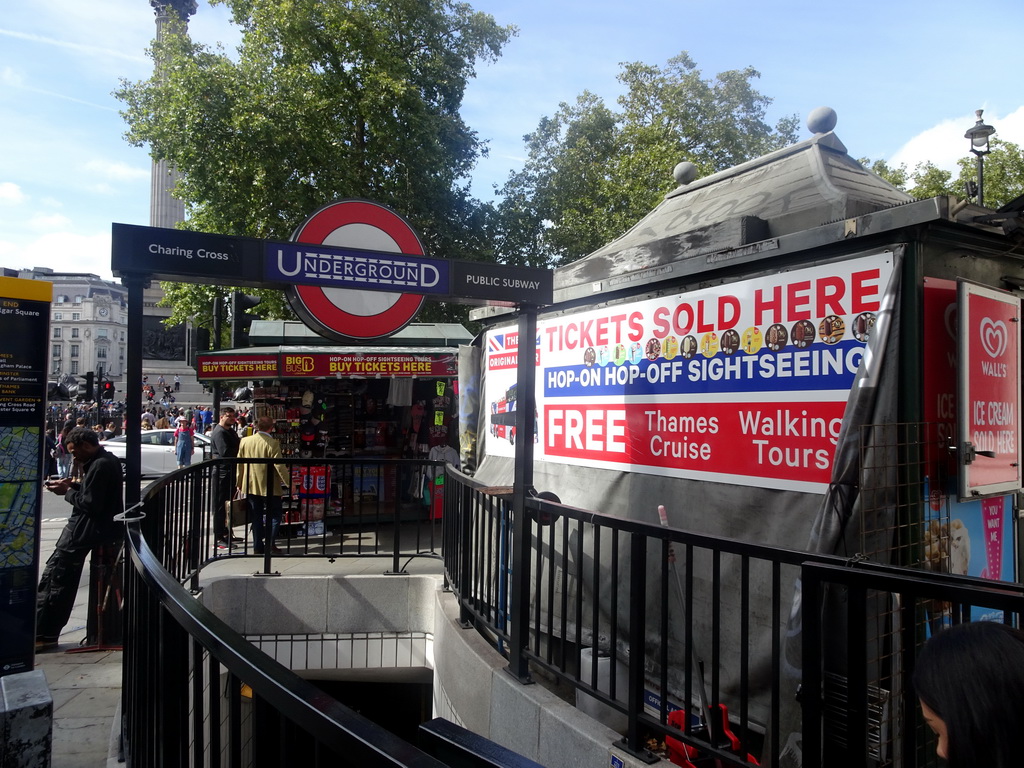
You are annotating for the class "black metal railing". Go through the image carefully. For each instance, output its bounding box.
[121,456,1022,768]
[440,468,1024,768]
[801,559,1024,768]
[135,456,446,588]
[121,521,452,767]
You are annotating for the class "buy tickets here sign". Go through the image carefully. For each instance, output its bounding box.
[485,252,894,494]
[197,352,457,379]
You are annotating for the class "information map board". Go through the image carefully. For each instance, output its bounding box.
[0,276,51,676]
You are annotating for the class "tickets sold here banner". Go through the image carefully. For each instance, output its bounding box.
[485,252,895,494]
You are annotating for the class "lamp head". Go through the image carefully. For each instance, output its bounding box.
[965,109,996,154]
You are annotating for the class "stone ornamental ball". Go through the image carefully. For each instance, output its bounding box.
[807,106,838,135]
[673,161,698,185]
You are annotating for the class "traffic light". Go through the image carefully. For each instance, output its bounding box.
[231,293,261,348]
[101,380,116,400]
[81,371,95,401]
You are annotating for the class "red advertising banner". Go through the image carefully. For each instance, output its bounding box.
[197,354,279,379]
[544,400,845,491]
[958,281,1021,498]
[485,251,895,493]
[197,351,457,379]
[922,278,958,477]
[279,353,456,378]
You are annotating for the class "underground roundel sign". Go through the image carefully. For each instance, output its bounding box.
[285,200,427,341]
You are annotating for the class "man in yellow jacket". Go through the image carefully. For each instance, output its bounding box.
[236,415,290,554]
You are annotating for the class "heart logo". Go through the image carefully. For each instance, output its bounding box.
[944,303,957,340]
[980,317,1007,359]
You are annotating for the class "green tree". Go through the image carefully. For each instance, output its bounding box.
[860,158,909,191]
[117,0,514,331]
[908,162,955,201]
[496,53,798,268]
[861,138,1024,209]
[960,138,1024,209]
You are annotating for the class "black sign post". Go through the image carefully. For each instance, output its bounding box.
[111,214,552,516]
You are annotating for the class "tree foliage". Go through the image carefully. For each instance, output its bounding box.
[861,138,1024,209]
[117,0,514,330]
[495,53,799,268]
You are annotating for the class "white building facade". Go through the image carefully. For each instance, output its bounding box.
[8,268,130,384]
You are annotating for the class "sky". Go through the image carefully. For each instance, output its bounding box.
[2,0,1023,282]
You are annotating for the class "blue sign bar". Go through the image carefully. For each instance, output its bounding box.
[265,242,450,295]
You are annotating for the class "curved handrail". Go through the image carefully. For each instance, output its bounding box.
[122,506,450,766]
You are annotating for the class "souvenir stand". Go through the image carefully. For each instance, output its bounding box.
[195,321,470,528]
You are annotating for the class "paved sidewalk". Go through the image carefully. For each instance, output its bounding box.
[33,516,123,768]
[31,513,445,767]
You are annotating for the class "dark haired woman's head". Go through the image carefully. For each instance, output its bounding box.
[913,621,1024,768]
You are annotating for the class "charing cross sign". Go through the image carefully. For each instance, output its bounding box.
[111,199,552,340]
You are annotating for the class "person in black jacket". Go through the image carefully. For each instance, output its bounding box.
[209,407,242,549]
[914,621,1024,768]
[37,427,123,650]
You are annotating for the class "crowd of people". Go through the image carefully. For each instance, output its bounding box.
[141,372,182,406]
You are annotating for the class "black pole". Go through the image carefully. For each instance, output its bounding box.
[506,305,537,682]
[977,153,985,208]
[96,367,104,428]
[230,292,240,349]
[211,295,222,415]
[122,274,149,507]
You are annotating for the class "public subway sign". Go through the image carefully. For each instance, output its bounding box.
[111,217,552,304]
[958,281,1022,499]
[483,252,894,494]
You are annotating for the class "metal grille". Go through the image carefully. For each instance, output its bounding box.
[847,422,958,767]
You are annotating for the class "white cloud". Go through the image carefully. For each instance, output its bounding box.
[0,182,26,204]
[29,213,73,231]
[0,231,115,281]
[1,65,23,87]
[889,106,1024,175]
[83,159,150,182]
[0,27,147,64]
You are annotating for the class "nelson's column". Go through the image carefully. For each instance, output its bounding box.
[142,0,198,366]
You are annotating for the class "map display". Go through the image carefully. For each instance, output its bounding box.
[0,428,40,569]
[0,276,50,676]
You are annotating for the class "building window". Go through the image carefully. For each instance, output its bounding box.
[70,344,79,358]
[51,361,60,375]
[70,361,79,375]
[52,345,61,357]
[97,328,107,338]
[71,328,79,338]
[119,346,125,360]
[54,312,62,321]
[74,295,83,304]
[72,312,80,321]
[53,328,61,339]
[120,331,126,342]
[55,296,65,304]
[97,347,107,360]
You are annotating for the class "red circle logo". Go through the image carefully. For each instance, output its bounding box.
[286,200,426,341]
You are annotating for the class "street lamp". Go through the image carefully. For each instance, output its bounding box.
[964,109,996,207]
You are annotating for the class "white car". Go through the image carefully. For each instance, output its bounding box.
[101,429,212,477]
